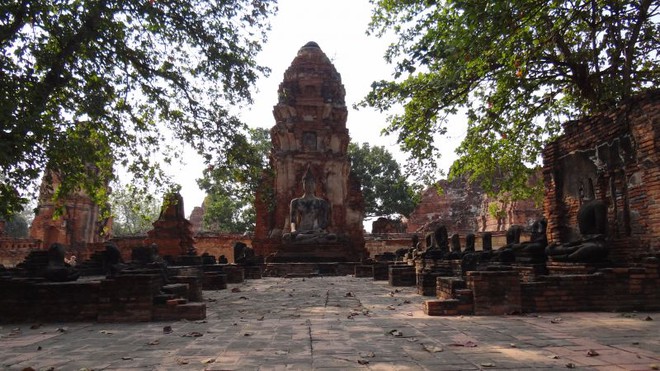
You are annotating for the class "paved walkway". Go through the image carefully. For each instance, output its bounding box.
[1,276,658,370]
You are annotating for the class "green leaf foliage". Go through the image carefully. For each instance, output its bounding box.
[363,0,659,198]
[197,127,271,233]
[349,142,420,217]
[109,182,160,236]
[0,0,276,217]
[2,213,29,238]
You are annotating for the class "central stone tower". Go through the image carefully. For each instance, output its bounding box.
[253,42,366,262]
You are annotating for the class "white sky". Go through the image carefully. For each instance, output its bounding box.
[170,0,467,216]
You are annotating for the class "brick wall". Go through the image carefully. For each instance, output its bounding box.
[543,90,660,262]
[521,260,659,312]
[407,177,543,234]
[0,238,41,267]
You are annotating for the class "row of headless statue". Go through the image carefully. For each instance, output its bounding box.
[39,240,251,283]
[409,196,610,265]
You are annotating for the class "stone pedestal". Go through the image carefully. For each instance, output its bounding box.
[467,271,521,315]
[546,261,609,275]
[372,262,390,281]
[354,264,373,277]
[266,242,356,263]
[389,265,416,286]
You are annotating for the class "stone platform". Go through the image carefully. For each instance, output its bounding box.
[0,276,658,370]
[266,242,359,263]
[263,262,360,277]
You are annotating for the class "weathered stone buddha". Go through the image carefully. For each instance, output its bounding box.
[43,243,80,282]
[103,242,126,278]
[497,219,548,264]
[423,225,449,259]
[494,225,524,263]
[546,193,609,263]
[464,233,476,254]
[283,166,336,243]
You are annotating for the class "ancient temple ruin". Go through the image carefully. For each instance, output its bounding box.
[29,170,110,249]
[406,176,543,234]
[144,192,195,258]
[253,42,367,262]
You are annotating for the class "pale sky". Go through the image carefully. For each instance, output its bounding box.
[170,0,466,215]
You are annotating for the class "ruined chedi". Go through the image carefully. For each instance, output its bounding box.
[253,41,367,261]
[30,170,110,249]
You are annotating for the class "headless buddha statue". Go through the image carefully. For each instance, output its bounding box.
[43,243,80,282]
[546,180,609,262]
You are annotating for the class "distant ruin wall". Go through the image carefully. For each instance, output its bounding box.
[0,238,41,267]
[543,90,660,262]
[406,178,542,235]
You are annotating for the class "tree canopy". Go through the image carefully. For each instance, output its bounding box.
[197,127,270,233]
[0,0,276,217]
[349,142,419,217]
[362,0,659,198]
[109,182,160,236]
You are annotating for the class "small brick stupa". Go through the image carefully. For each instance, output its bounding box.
[253,41,366,262]
[145,192,195,258]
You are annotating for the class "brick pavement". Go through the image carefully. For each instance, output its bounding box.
[1,276,658,370]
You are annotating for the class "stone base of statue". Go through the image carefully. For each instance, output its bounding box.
[546,260,611,275]
[262,262,361,277]
[266,241,357,263]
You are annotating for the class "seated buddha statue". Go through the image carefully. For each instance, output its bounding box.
[283,165,336,243]
[546,182,609,263]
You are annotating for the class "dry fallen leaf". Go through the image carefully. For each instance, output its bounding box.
[181,332,203,338]
[147,340,159,345]
[450,341,477,347]
[357,359,369,365]
[587,349,599,357]
[387,329,403,337]
[551,317,562,324]
[481,362,495,367]
[201,358,215,364]
[565,363,576,368]
[176,358,189,365]
[422,344,443,353]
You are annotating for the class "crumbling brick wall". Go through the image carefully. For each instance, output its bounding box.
[406,176,543,235]
[543,90,660,262]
